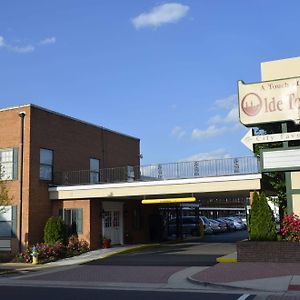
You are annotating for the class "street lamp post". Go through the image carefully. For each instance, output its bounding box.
[18,111,26,253]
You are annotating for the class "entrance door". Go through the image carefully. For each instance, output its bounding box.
[102,202,123,245]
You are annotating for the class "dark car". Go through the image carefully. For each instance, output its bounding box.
[167,216,213,236]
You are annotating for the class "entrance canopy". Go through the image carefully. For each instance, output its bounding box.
[49,174,262,200]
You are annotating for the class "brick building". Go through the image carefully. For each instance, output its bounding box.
[0,104,142,253]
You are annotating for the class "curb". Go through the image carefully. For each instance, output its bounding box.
[288,285,300,291]
[187,275,284,293]
[98,243,161,260]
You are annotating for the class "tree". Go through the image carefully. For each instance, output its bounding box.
[44,216,68,245]
[0,166,11,213]
[248,191,277,241]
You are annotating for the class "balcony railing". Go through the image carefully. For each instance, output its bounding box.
[53,156,260,186]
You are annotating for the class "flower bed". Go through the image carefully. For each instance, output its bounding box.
[17,235,89,264]
[237,213,300,262]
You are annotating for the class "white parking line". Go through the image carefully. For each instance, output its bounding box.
[237,294,251,300]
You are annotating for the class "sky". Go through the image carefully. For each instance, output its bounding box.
[1,1,300,165]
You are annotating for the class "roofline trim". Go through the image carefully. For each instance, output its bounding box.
[0,103,140,141]
[49,173,262,192]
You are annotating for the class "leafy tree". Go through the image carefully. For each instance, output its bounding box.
[44,216,68,245]
[0,166,11,213]
[248,191,277,241]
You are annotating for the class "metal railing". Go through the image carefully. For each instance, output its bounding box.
[53,156,260,186]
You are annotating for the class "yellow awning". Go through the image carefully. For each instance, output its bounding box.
[142,197,196,204]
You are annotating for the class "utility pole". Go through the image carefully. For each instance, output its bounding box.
[18,111,26,253]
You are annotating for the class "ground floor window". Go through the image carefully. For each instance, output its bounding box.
[0,206,16,237]
[59,208,83,235]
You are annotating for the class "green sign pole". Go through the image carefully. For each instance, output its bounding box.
[281,123,293,214]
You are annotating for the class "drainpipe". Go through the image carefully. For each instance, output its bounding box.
[18,111,26,253]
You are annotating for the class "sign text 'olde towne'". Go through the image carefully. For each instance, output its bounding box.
[238,76,300,126]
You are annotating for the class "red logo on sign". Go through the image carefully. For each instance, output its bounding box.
[241,93,262,116]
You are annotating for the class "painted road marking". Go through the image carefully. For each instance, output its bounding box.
[237,294,251,300]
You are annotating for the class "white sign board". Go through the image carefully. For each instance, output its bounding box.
[262,149,300,170]
[238,77,300,126]
[241,130,300,151]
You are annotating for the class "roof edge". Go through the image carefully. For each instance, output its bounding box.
[0,103,140,141]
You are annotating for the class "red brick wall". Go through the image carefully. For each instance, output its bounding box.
[52,199,91,244]
[0,106,31,250]
[0,104,140,251]
[28,106,140,244]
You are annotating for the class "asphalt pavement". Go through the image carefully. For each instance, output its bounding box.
[1,231,300,298]
[0,286,254,300]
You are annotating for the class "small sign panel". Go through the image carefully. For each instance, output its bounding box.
[238,77,300,126]
[262,149,300,171]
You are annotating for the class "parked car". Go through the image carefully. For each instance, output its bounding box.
[199,216,214,235]
[167,216,202,236]
[167,216,213,237]
[213,219,228,232]
[218,217,235,231]
[208,219,222,234]
[226,216,244,230]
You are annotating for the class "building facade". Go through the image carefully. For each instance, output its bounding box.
[0,104,141,253]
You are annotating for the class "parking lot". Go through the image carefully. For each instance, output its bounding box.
[165,215,247,240]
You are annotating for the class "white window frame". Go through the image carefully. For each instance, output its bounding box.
[40,148,54,181]
[0,148,14,180]
[90,158,100,184]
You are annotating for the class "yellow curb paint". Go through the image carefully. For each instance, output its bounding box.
[216,257,237,263]
[99,244,160,260]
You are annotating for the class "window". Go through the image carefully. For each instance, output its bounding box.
[40,148,53,181]
[59,208,83,235]
[0,148,18,180]
[0,206,17,237]
[90,158,100,184]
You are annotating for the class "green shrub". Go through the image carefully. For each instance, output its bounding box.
[44,216,68,245]
[16,237,90,264]
[248,191,277,241]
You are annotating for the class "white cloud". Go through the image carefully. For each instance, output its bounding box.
[0,36,34,54]
[39,36,56,45]
[10,45,35,53]
[191,124,240,140]
[208,107,239,125]
[179,149,232,162]
[0,36,5,47]
[213,94,237,109]
[132,3,189,29]
[171,126,186,139]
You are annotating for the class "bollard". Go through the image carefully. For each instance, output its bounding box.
[31,246,39,265]
[199,222,205,240]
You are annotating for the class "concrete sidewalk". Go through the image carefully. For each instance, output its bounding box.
[0,243,159,273]
[188,261,300,293]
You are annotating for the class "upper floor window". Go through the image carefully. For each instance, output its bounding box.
[90,158,100,184]
[40,148,53,181]
[0,148,18,180]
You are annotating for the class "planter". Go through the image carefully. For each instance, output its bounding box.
[237,240,300,262]
[102,239,111,249]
